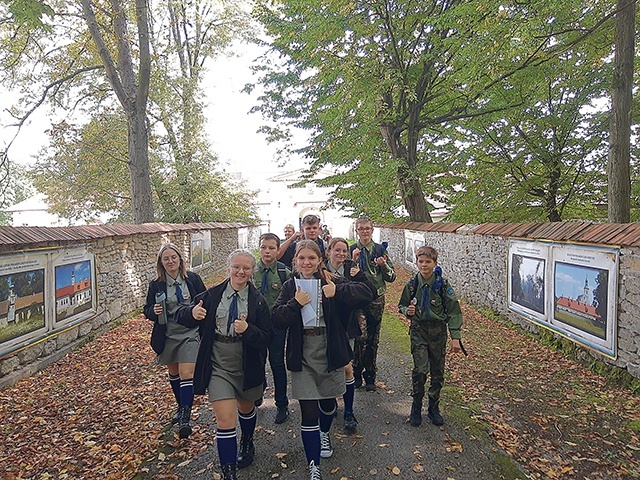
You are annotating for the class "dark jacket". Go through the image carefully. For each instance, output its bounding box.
[272,272,374,372]
[324,259,378,338]
[175,279,273,395]
[143,271,207,355]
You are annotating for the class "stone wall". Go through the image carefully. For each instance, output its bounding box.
[0,223,256,390]
[380,224,640,380]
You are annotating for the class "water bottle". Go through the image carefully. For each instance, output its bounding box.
[155,291,168,325]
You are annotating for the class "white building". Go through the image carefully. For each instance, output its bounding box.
[4,193,63,227]
[253,168,356,240]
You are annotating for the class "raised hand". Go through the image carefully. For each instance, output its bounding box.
[295,285,311,306]
[322,279,336,298]
[234,314,248,334]
[192,300,206,320]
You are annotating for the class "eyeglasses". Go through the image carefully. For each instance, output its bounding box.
[356,227,373,232]
[231,265,253,272]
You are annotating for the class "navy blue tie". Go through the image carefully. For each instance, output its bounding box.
[358,247,367,271]
[318,239,326,259]
[174,282,184,305]
[261,268,270,295]
[228,291,239,333]
[420,285,431,319]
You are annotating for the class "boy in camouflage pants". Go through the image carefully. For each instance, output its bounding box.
[398,246,463,426]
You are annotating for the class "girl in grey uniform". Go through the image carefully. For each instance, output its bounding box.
[175,250,273,480]
[272,240,374,480]
[324,238,377,433]
[144,243,206,439]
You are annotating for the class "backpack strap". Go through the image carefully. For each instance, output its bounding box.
[276,261,289,284]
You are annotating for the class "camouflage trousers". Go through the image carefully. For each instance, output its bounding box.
[410,319,447,405]
[352,295,385,384]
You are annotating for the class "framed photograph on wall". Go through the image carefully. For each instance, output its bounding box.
[404,230,425,265]
[552,244,618,358]
[0,252,47,345]
[508,239,619,359]
[507,240,550,323]
[191,232,204,269]
[52,247,96,325]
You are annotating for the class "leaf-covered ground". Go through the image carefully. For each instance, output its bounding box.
[385,268,640,480]
[0,266,638,479]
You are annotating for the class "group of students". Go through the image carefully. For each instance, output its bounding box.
[144,215,464,480]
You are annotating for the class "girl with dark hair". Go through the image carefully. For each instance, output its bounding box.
[325,237,377,432]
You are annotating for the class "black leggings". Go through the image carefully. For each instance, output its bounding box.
[299,398,337,425]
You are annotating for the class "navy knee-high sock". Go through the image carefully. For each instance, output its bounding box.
[319,401,336,433]
[301,423,321,465]
[216,427,237,466]
[238,408,257,438]
[168,373,181,405]
[343,378,355,415]
[179,378,194,408]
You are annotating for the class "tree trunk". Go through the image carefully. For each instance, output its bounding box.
[608,0,635,223]
[81,0,154,223]
[128,106,154,223]
[379,124,433,222]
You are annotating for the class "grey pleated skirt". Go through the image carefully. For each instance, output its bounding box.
[208,340,263,402]
[157,321,199,365]
[291,333,346,400]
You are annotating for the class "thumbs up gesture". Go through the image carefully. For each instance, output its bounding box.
[192,300,207,320]
[322,278,336,298]
[295,286,311,306]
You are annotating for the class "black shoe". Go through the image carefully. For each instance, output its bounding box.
[221,463,238,480]
[254,397,263,407]
[354,372,363,388]
[427,405,444,426]
[365,382,376,392]
[237,435,255,469]
[409,401,422,427]
[274,406,289,424]
[178,405,192,438]
[343,412,358,432]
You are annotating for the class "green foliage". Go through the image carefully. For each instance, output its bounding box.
[29,110,258,223]
[3,0,54,29]
[252,0,624,223]
[29,113,131,223]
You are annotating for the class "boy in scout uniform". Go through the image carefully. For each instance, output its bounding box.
[253,233,291,424]
[398,245,463,427]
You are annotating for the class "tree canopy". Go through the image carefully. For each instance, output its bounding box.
[1,0,257,224]
[250,0,636,222]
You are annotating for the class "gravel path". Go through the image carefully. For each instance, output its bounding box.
[142,332,513,480]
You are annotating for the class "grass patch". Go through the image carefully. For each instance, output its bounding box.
[628,420,640,433]
[493,453,530,480]
[381,311,411,352]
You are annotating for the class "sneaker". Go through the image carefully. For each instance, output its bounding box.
[343,412,358,432]
[410,401,422,427]
[365,382,376,392]
[427,405,444,426]
[319,431,333,458]
[308,460,323,480]
[274,406,289,424]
